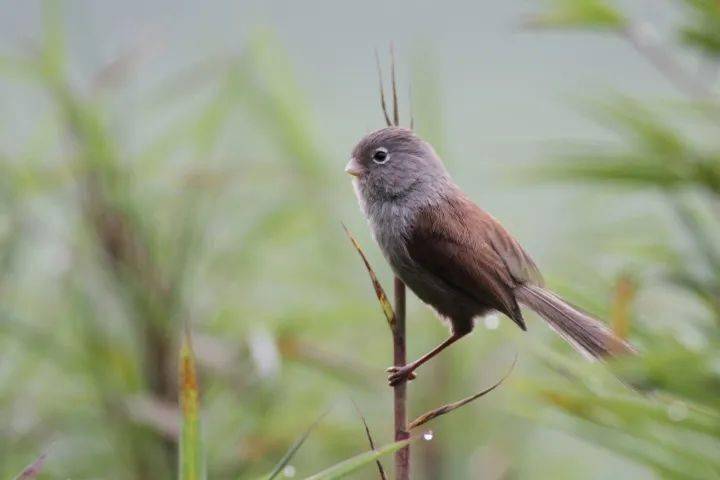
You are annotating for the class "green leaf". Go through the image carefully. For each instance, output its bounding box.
[179,329,206,480]
[302,438,415,480]
[678,0,720,57]
[526,0,626,30]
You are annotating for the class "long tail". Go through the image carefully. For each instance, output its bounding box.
[514,284,636,360]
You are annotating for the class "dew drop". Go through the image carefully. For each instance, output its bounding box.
[423,430,434,441]
[283,465,296,478]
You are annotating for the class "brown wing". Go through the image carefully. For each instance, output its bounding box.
[406,193,542,329]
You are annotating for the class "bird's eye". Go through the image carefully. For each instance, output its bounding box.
[372,147,390,164]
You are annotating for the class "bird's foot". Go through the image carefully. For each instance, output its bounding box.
[386,365,417,386]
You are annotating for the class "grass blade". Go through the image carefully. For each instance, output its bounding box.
[179,328,205,480]
[351,400,388,480]
[342,224,396,331]
[264,409,330,480]
[407,355,517,430]
[302,438,415,480]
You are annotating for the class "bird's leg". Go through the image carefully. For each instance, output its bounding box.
[387,332,466,386]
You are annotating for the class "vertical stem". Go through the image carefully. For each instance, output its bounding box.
[393,277,410,480]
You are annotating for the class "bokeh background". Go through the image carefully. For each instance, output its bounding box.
[1,1,719,479]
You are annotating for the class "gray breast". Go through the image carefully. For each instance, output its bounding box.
[368,200,415,272]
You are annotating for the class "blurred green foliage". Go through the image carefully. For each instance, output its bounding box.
[526,1,720,479]
[1,0,720,479]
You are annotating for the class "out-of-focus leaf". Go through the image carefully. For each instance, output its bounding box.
[277,335,373,385]
[0,55,43,81]
[12,452,48,480]
[536,388,720,436]
[670,198,720,275]
[179,329,205,480]
[302,438,415,480]
[611,345,720,411]
[564,420,716,479]
[536,97,720,195]
[243,32,325,182]
[593,98,685,155]
[40,0,66,80]
[681,26,720,57]
[678,0,720,57]
[342,224,396,331]
[506,392,716,479]
[536,151,689,188]
[408,356,516,430]
[666,270,720,319]
[525,0,626,30]
[610,274,636,340]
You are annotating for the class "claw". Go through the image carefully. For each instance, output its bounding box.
[386,365,417,386]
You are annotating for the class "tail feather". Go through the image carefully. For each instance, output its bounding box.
[515,284,636,360]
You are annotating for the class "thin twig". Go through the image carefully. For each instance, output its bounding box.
[393,277,410,480]
[386,45,410,478]
[408,355,517,430]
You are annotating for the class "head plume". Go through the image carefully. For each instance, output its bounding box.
[375,43,413,130]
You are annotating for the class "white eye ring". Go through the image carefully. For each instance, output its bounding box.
[372,147,390,164]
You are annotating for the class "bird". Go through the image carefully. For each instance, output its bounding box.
[346,126,636,386]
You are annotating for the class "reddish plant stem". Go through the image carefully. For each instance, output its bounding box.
[393,277,410,480]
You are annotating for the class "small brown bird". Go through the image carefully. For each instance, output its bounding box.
[346,127,635,386]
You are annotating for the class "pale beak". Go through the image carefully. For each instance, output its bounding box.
[345,157,364,177]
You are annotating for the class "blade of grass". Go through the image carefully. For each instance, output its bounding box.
[179,327,205,480]
[264,409,331,480]
[408,355,517,430]
[302,438,416,480]
[351,400,388,480]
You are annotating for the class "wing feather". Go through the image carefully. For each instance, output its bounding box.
[406,193,542,328]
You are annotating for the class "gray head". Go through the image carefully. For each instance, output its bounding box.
[345,127,450,204]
